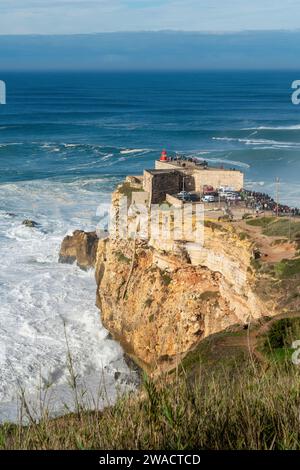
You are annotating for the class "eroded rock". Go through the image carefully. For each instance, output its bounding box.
[22,219,38,228]
[59,230,99,270]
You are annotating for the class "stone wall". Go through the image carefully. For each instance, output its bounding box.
[165,193,183,207]
[155,160,244,192]
[143,169,182,204]
[193,169,243,192]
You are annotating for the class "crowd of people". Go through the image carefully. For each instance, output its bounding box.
[242,190,300,216]
[165,154,299,216]
[169,155,209,168]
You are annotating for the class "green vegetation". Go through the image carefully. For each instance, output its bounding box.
[261,318,300,365]
[246,216,300,243]
[246,216,276,228]
[274,258,300,279]
[115,251,131,265]
[263,219,300,240]
[204,220,227,232]
[238,231,250,241]
[117,182,143,198]
[250,257,261,271]
[266,318,300,349]
[3,320,300,449]
[271,238,287,246]
[160,270,172,286]
[145,297,153,308]
[199,290,219,301]
[180,327,247,376]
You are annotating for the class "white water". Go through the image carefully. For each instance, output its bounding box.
[0,177,137,423]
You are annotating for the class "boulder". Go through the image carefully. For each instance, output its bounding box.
[59,230,99,270]
[22,219,39,228]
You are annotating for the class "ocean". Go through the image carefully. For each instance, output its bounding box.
[0,70,299,421]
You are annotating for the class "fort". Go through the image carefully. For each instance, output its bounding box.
[60,154,300,373]
[142,150,244,204]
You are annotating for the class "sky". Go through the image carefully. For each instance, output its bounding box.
[0,2,299,70]
[0,0,300,35]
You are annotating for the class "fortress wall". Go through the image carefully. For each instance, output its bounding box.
[155,160,244,192]
[155,160,178,170]
[194,170,244,192]
[143,170,182,204]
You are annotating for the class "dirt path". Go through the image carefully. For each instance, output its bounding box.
[237,219,296,263]
[212,311,300,369]
[247,311,300,367]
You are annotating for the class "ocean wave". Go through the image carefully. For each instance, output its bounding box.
[120,148,150,155]
[242,124,300,130]
[0,143,24,148]
[100,153,114,161]
[206,157,250,169]
[0,177,136,421]
[212,136,300,148]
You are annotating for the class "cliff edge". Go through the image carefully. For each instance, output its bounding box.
[60,179,300,373]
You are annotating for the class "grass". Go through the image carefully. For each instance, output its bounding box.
[246,216,300,243]
[2,320,300,449]
[2,352,300,449]
[274,258,300,279]
[246,216,276,228]
[261,318,300,366]
[115,251,131,265]
[263,219,300,240]
[238,231,250,241]
[250,257,261,271]
[204,220,227,232]
[117,182,143,198]
[160,270,172,286]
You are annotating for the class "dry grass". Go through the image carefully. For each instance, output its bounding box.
[2,319,300,450]
[1,358,300,450]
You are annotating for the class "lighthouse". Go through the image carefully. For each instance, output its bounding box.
[160,149,168,161]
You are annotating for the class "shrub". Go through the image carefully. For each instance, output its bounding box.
[115,251,131,264]
[160,271,172,286]
[275,258,300,279]
[246,217,276,228]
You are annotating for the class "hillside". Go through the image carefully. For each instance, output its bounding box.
[1,314,300,449]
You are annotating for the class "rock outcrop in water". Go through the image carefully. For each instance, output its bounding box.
[59,230,99,270]
[22,219,39,228]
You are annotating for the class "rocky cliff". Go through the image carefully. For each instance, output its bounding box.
[60,182,285,374]
[90,181,281,373]
[94,229,275,372]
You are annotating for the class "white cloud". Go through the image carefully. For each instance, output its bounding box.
[0,0,300,34]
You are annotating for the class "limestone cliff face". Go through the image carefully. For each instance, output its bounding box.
[94,221,275,371]
[59,184,277,373]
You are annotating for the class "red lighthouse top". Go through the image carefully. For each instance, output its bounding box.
[160,149,168,161]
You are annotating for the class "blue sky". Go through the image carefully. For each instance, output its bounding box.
[0,0,300,34]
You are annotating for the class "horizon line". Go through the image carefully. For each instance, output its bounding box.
[1,29,300,37]
[1,68,300,72]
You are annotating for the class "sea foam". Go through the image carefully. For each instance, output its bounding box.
[0,178,137,423]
